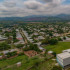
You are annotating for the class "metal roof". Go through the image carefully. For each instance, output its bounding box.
[57,52,70,59]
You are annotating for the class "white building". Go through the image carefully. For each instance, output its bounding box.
[0,35,7,41]
[57,52,70,68]
[38,36,45,40]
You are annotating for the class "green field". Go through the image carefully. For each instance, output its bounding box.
[0,55,44,70]
[30,59,62,70]
[0,55,27,69]
[44,42,70,54]
[1,42,70,70]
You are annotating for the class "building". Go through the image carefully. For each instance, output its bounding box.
[57,52,70,68]
[62,49,70,53]
[38,36,45,40]
[0,35,7,42]
[48,51,53,55]
[2,49,17,55]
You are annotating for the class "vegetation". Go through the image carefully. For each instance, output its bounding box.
[23,43,41,52]
[30,59,61,70]
[0,55,44,70]
[6,51,17,58]
[42,37,58,45]
[0,42,11,51]
[16,44,24,49]
[44,42,70,54]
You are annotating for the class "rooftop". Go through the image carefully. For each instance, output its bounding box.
[57,52,70,59]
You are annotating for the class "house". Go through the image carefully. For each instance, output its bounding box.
[57,52,70,69]
[38,36,45,40]
[2,49,17,55]
[33,33,38,36]
[0,56,3,59]
[0,35,7,42]
[24,50,37,57]
[53,33,60,37]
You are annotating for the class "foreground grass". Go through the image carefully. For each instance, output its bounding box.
[30,59,62,70]
[0,55,27,69]
[44,42,70,53]
[0,55,44,70]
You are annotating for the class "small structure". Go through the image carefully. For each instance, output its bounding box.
[48,51,53,55]
[57,52,70,69]
[2,49,17,55]
[24,50,37,57]
[38,36,45,40]
[0,56,3,59]
[16,62,21,67]
[0,35,7,42]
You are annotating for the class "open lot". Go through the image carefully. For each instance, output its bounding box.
[44,42,70,54]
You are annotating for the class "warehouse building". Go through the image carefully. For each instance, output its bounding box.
[57,52,70,69]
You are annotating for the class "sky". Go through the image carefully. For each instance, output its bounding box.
[0,0,70,17]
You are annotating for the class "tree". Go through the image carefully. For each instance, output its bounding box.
[42,37,50,44]
[16,44,24,49]
[49,32,53,37]
[63,36,66,40]
[6,51,17,58]
[5,32,10,38]
[29,43,40,52]
[58,37,63,41]
[49,38,58,45]
[0,42,11,51]
[23,43,41,52]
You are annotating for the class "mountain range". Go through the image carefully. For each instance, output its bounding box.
[0,14,70,22]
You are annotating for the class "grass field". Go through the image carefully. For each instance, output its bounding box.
[0,55,44,70]
[44,42,70,54]
[0,55,27,69]
[30,59,62,70]
[1,42,70,70]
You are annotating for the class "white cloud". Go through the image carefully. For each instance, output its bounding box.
[0,0,69,17]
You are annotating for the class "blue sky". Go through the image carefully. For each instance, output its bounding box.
[0,0,4,2]
[63,0,70,4]
[0,0,70,4]
[0,0,70,17]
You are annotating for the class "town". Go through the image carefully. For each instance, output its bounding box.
[0,21,70,70]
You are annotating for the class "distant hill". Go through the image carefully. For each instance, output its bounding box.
[0,14,70,22]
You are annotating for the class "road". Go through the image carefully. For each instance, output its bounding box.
[19,28,28,44]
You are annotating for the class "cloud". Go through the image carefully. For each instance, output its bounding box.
[24,1,43,9]
[0,0,69,17]
[3,1,16,7]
